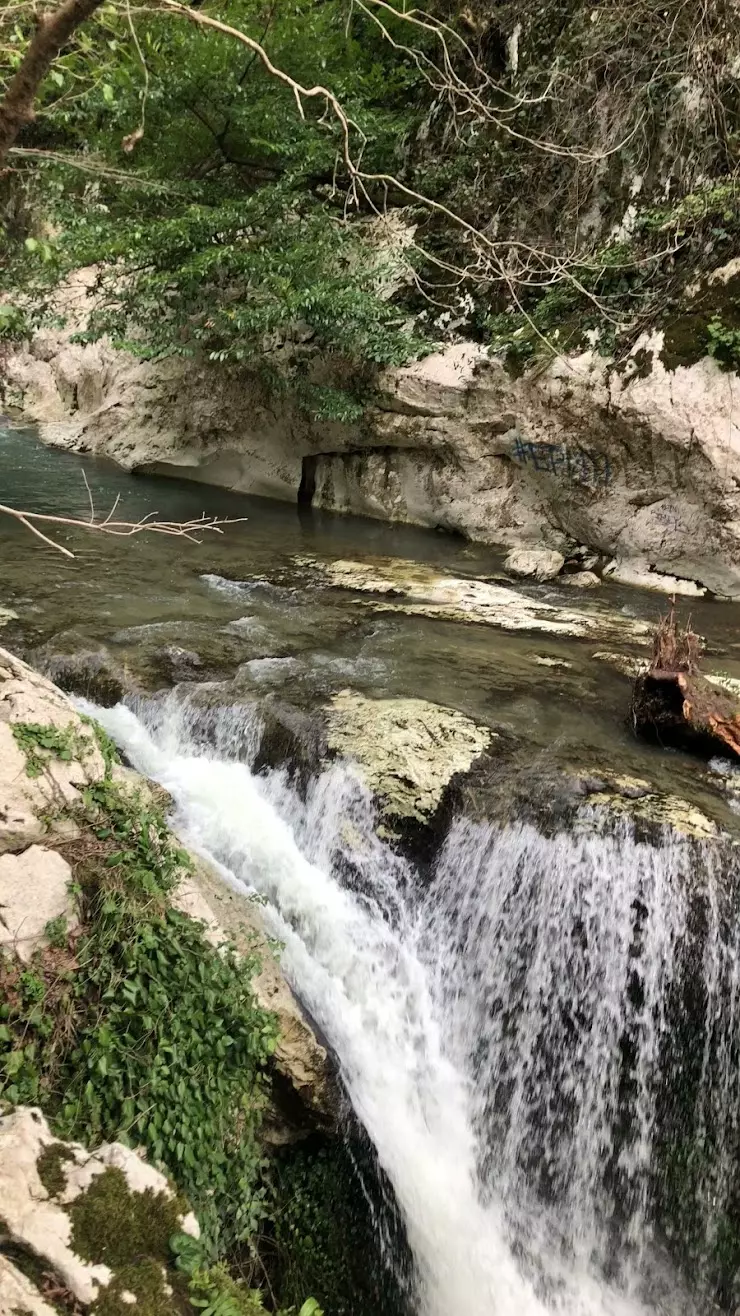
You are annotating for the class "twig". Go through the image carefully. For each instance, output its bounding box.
[0,493,245,558]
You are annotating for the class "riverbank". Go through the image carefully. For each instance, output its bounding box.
[5,288,740,597]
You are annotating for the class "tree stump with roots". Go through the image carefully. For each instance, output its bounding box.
[631,600,740,760]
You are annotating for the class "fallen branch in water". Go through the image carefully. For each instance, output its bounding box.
[632,599,740,760]
[0,477,243,558]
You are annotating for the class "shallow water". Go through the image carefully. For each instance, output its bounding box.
[3,423,740,829]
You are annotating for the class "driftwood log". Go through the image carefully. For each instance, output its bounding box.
[631,603,740,760]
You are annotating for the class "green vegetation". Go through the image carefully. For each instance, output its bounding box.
[0,718,323,1314]
[3,0,739,383]
[11,720,94,777]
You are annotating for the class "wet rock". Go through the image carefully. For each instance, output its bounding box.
[580,771,717,839]
[562,571,601,589]
[148,644,204,683]
[296,554,652,644]
[603,558,706,597]
[253,695,327,779]
[0,845,78,963]
[592,649,648,679]
[35,635,130,706]
[504,548,564,580]
[0,606,18,629]
[325,689,491,822]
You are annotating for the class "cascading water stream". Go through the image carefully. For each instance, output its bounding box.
[88,692,740,1316]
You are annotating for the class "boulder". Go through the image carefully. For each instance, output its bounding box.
[325,689,491,822]
[0,1106,198,1307]
[0,846,78,963]
[562,570,601,589]
[603,557,706,597]
[504,548,565,580]
[37,644,129,707]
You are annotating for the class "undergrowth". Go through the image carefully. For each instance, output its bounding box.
[0,718,323,1314]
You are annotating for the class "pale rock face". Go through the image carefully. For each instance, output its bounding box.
[0,648,106,855]
[8,306,740,591]
[603,557,707,597]
[0,1107,196,1307]
[325,689,491,821]
[504,548,565,580]
[0,845,78,963]
[0,1254,58,1316]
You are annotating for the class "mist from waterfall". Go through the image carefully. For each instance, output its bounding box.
[88,691,740,1316]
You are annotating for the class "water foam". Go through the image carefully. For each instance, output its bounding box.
[89,696,719,1316]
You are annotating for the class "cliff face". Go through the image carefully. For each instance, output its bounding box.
[6,312,740,596]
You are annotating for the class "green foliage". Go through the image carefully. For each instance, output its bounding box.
[271,1141,411,1316]
[171,1229,323,1316]
[12,720,93,777]
[706,316,740,370]
[0,302,30,342]
[0,769,277,1256]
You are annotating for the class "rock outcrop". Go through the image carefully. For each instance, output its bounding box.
[0,645,335,1132]
[0,1106,198,1308]
[6,292,740,594]
[325,689,491,823]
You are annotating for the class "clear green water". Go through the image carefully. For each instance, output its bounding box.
[3,422,740,830]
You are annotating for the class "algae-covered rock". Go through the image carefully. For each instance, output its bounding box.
[326,689,491,821]
[577,770,717,839]
[0,1106,197,1308]
[295,554,652,644]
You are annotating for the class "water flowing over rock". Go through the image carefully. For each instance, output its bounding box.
[89,690,740,1315]
[0,646,335,1130]
[293,554,651,643]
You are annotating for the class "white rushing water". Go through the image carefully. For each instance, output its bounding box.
[89,694,736,1316]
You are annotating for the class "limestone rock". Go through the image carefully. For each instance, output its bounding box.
[504,548,564,580]
[0,1106,197,1307]
[0,647,106,855]
[603,558,706,597]
[174,864,337,1135]
[326,689,491,821]
[296,554,651,644]
[9,314,740,589]
[0,846,78,963]
[0,607,18,629]
[562,570,601,589]
[0,1254,57,1316]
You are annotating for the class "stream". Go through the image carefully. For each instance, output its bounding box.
[4,423,740,1314]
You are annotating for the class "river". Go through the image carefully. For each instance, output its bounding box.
[3,422,740,1314]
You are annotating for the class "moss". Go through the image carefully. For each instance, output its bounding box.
[69,1167,183,1270]
[37,1143,75,1198]
[93,1260,186,1316]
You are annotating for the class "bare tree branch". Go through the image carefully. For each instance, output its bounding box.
[0,497,244,558]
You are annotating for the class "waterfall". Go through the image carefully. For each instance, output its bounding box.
[88,692,739,1316]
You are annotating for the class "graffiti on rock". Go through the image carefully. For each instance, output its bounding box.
[511,435,612,488]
